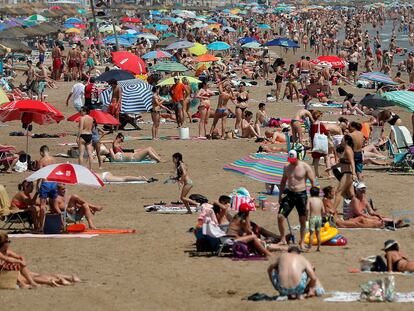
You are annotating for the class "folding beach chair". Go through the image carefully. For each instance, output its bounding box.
[0,146,17,172]
[388,126,414,170]
[0,185,32,230]
[202,222,235,256]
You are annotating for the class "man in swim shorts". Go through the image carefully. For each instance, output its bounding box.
[349,121,365,180]
[277,150,315,250]
[268,246,321,299]
[77,107,94,169]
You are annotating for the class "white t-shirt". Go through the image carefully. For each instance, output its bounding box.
[71,83,85,111]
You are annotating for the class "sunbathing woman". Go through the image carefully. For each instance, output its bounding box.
[382,240,414,273]
[97,171,155,183]
[10,181,41,230]
[0,233,80,288]
[173,153,199,214]
[109,133,163,163]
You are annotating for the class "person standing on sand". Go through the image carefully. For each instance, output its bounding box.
[108,79,122,131]
[268,246,322,299]
[277,150,315,250]
[348,121,365,180]
[209,80,235,138]
[37,40,46,64]
[170,77,186,128]
[51,41,62,81]
[77,107,94,169]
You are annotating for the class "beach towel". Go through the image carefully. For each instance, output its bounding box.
[83,229,136,234]
[144,204,200,214]
[127,136,207,141]
[108,159,156,164]
[348,269,414,276]
[308,103,343,108]
[324,291,414,303]
[8,233,98,239]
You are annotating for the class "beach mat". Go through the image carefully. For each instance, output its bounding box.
[82,229,136,234]
[127,136,207,141]
[144,205,200,214]
[108,159,156,164]
[8,233,98,239]
[104,180,147,184]
[348,269,414,276]
[324,291,414,302]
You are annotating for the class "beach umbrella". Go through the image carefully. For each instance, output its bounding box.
[99,25,121,33]
[26,163,104,187]
[381,91,414,112]
[223,26,236,32]
[194,54,219,62]
[65,28,80,34]
[120,17,141,23]
[96,69,135,82]
[141,50,172,60]
[112,51,147,75]
[359,72,398,85]
[238,37,257,45]
[311,55,346,69]
[264,38,300,48]
[359,94,395,109]
[156,37,178,47]
[157,76,201,86]
[25,14,47,22]
[208,23,221,30]
[145,23,169,31]
[241,42,263,49]
[188,43,207,56]
[136,33,159,41]
[67,110,120,125]
[104,37,133,47]
[224,153,314,188]
[152,61,189,72]
[257,23,271,29]
[65,17,82,24]
[191,22,208,29]
[207,41,231,51]
[77,8,87,15]
[164,40,195,50]
[161,32,178,38]
[100,79,153,113]
[50,6,61,10]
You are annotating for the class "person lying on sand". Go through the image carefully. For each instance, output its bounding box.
[264,130,287,144]
[382,240,414,273]
[268,246,323,299]
[107,133,163,163]
[54,183,103,230]
[0,233,80,288]
[97,171,156,183]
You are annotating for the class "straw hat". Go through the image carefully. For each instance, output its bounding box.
[382,239,399,251]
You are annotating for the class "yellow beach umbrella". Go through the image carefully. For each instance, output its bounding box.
[208,23,221,29]
[0,88,9,105]
[65,28,80,34]
[230,8,240,14]
[157,76,202,86]
[188,43,207,56]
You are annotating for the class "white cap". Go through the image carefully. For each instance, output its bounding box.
[288,150,297,159]
[353,181,367,190]
[72,44,77,49]
[281,123,290,130]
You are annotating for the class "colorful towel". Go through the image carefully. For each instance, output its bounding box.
[144,204,200,214]
[83,229,136,234]
[8,233,98,239]
[324,291,414,302]
[224,153,315,188]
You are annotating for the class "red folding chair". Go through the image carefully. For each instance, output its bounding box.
[0,146,17,171]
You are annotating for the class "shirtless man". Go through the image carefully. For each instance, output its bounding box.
[210,80,235,138]
[348,121,365,180]
[77,107,94,169]
[299,56,313,89]
[34,62,47,101]
[51,42,62,81]
[268,246,320,299]
[278,150,315,250]
[37,40,47,64]
[241,111,261,139]
[25,60,35,99]
[182,78,192,123]
[54,183,103,230]
[36,145,59,231]
[67,44,80,81]
[292,109,314,144]
[324,122,344,148]
[108,79,122,130]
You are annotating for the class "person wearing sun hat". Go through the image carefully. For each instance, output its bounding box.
[226,202,273,258]
[277,149,316,250]
[382,239,414,273]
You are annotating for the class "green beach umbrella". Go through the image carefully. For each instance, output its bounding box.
[152,61,189,72]
[241,42,263,49]
[381,91,414,112]
[157,76,201,86]
[26,14,47,22]
[162,32,178,38]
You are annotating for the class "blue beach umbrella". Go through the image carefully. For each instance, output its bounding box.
[359,72,398,85]
[238,37,257,45]
[264,38,300,48]
[145,24,169,31]
[207,41,231,51]
[65,18,83,24]
[257,23,271,29]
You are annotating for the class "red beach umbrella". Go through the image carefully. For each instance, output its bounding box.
[120,17,141,23]
[310,55,346,69]
[112,51,147,75]
[67,109,120,125]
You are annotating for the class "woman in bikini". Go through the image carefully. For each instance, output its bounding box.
[235,83,249,134]
[196,81,215,138]
[209,80,235,138]
[182,78,193,123]
[109,133,163,163]
[383,240,414,273]
[97,171,154,183]
[151,86,172,140]
[284,64,300,103]
[172,153,199,214]
[274,60,285,102]
[10,181,41,230]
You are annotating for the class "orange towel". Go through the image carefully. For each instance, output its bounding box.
[361,122,371,140]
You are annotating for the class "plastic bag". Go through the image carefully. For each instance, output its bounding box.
[312,123,328,154]
[360,276,395,302]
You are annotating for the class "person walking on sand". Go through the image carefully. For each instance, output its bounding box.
[172,153,199,214]
[108,79,122,130]
[277,150,315,250]
[306,187,325,252]
[77,107,94,169]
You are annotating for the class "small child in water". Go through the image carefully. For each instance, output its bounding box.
[307,187,325,252]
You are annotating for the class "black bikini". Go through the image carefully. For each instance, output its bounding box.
[80,134,92,145]
[236,96,248,111]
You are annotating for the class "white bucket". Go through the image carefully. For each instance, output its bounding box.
[179,127,190,140]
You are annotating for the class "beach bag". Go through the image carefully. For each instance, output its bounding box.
[312,123,328,155]
[232,241,251,259]
[360,276,395,302]
[189,194,208,205]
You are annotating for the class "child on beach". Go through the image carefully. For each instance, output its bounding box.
[307,187,325,252]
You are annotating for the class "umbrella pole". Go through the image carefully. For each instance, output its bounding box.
[26,128,29,154]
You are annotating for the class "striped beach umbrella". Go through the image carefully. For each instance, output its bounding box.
[141,50,172,60]
[151,61,189,72]
[359,72,398,85]
[100,79,153,113]
[381,91,414,112]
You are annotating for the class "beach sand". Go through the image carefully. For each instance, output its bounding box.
[1,48,414,310]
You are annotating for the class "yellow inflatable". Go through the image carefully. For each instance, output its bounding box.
[304,223,338,245]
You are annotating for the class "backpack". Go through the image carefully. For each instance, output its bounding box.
[232,241,252,259]
[189,194,208,205]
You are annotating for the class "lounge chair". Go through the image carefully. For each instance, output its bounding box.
[0,185,32,230]
[388,126,414,171]
[201,222,235,256]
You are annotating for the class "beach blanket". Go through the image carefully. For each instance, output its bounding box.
[144,204,200,214]
[324,291,414,303]
[127,136,207,141]
[224,153,316,188]
[8,233,98,239]
[104,180,147,184]
[108,159,156,164]
[348,269,414,276]
[309,103,343,108]
[83,229,136,234]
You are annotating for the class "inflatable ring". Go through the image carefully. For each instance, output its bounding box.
[323,234,348,246]
[304,223,338,245]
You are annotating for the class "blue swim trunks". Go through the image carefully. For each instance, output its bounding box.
[271,271,308,297]
[39,182,58,200]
